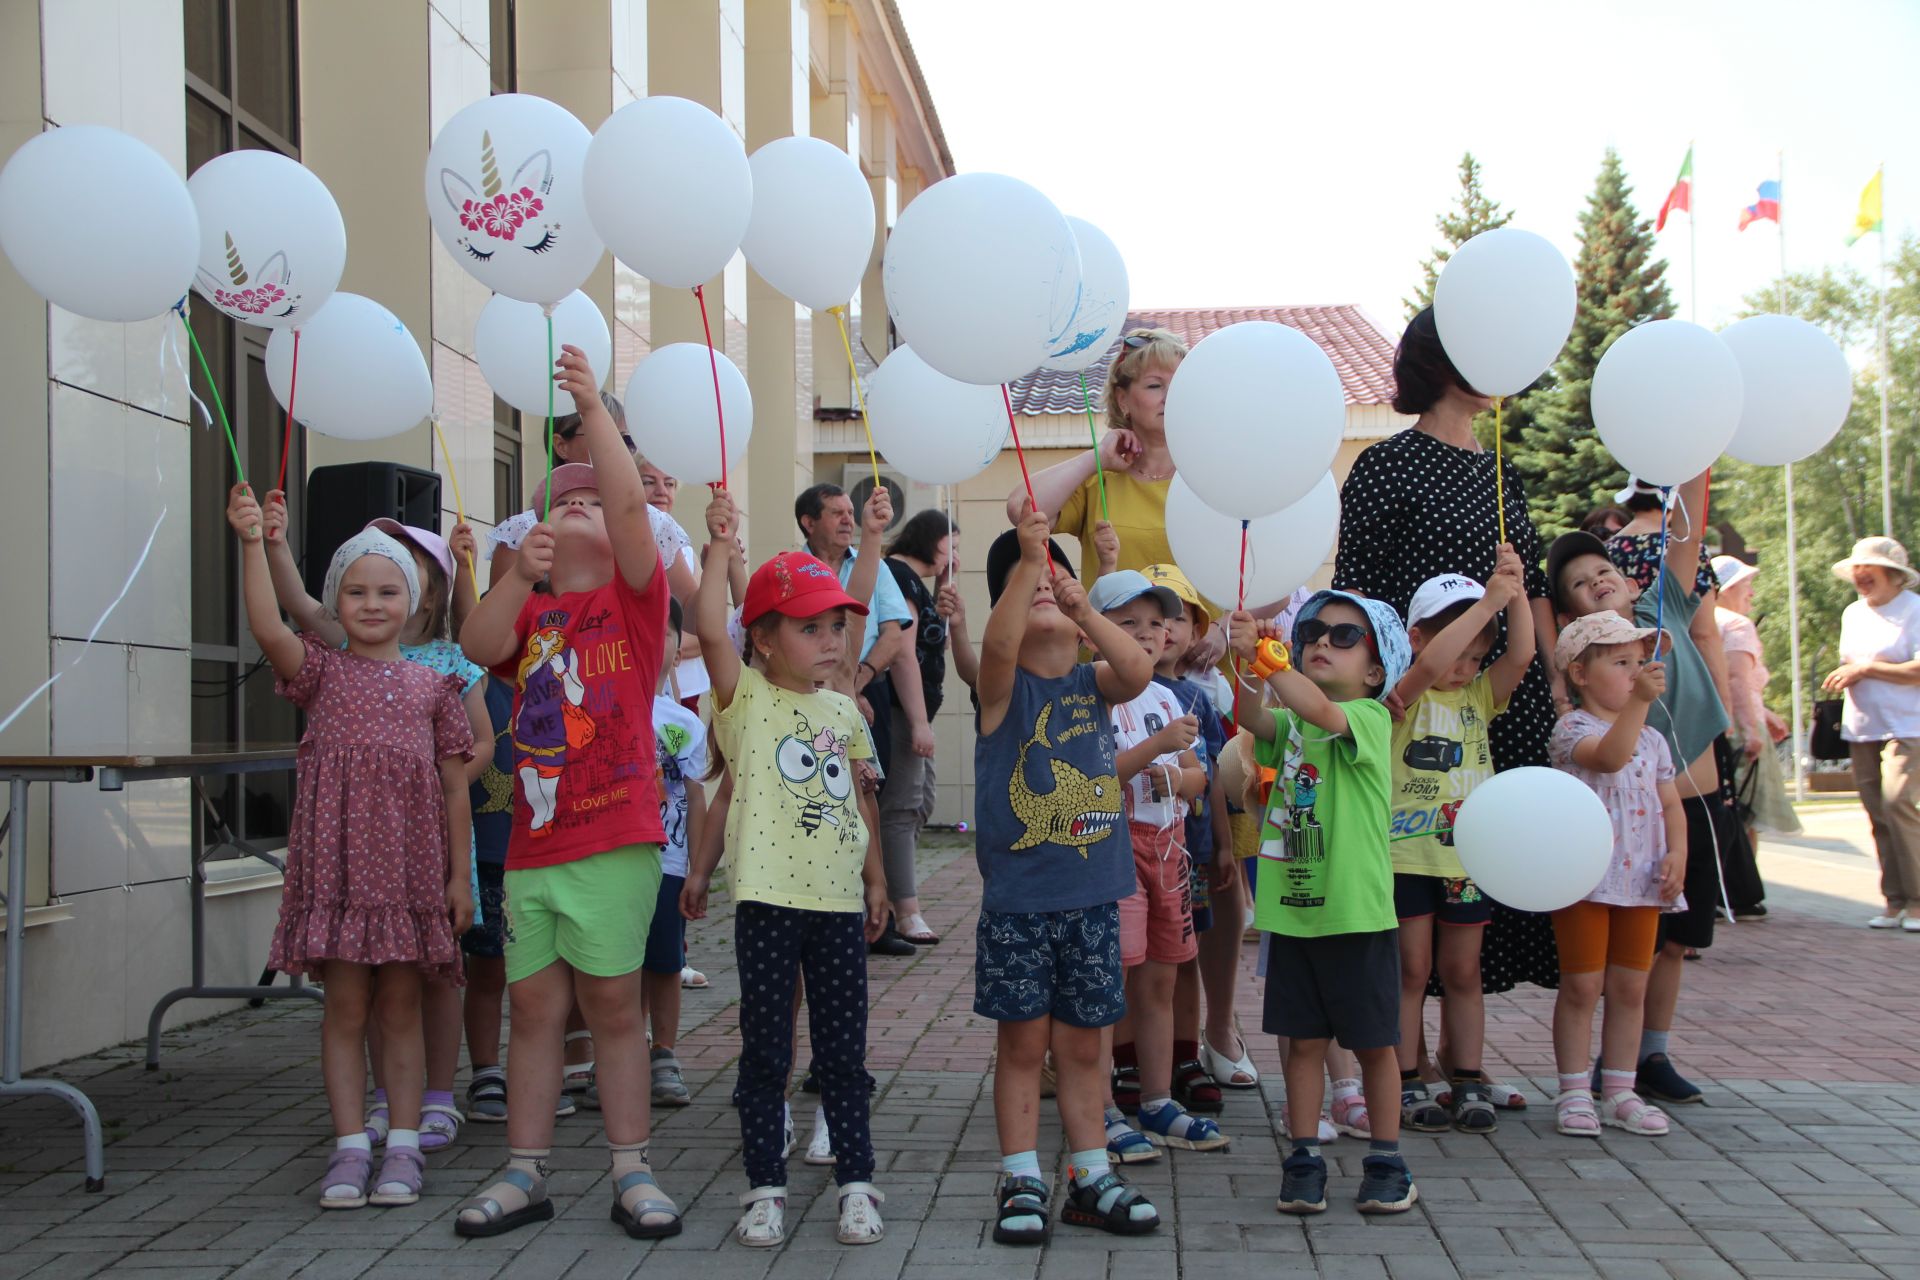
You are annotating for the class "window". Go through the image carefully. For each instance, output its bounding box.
[185,0,301,844]
[490,0,517,95]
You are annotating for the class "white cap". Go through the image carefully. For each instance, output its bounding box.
[1406,573,1486,629]
[1710,554,1758,593]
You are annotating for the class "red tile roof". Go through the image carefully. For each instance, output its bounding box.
[833,305,1399,418]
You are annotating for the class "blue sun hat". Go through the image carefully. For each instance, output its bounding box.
[1290,590,1411,699]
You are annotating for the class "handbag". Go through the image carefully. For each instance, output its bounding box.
[1808,698,1846,761]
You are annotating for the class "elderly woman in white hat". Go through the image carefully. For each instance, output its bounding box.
[1823,537,1920,931]
[1711,556,1800,889]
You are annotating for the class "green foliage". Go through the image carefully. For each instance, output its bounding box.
[1509,148,1675,542]
[1406,152,1514,320]
[1711,237,1919,715]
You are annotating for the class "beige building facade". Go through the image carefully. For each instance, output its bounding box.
[0,0,949,1071]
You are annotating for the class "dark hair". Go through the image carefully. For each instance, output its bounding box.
[1580,505,1630,536]
[1391,307,1474,416]
[1622,490,1664,514]
[886,509,954,563]
[795,483,845,533]
[666,596,683,638]
[551,391,627,442]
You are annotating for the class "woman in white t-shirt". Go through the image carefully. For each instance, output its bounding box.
[1822,537,1920,932]
[1711,556,1801,850]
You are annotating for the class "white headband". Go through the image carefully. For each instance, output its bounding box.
[321,529,422,620]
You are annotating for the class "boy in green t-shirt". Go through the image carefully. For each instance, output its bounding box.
[1387,549,1533,1139]
[1228,590,1416,1216]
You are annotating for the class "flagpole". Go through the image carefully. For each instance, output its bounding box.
[1689,139,1698,323]
[1777,150,1787,313]
[1879,163,1893,534]
[1786,462,1806,802]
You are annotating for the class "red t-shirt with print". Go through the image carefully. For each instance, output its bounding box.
[496,565,670,869]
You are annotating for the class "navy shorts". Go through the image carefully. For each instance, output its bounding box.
[1392,873,1493,926]
[974,903,1126,1028]
[643,872,687,976]
[1261,929,1400,1049]
[461,861,508,959]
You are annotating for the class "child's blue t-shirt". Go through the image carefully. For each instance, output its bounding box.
[470,677,515,867]
[974,664,1134,914]
[1154,674,1224,863]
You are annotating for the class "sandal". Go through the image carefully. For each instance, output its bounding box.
[455,1166,554,1237]
[362,1092,389,1147]
[1060,1170,1159,1235]
[900,912,940,945]
[369,1145,425,1207]
[419,1101,462,1152]
[1401,1081,1451,1133]
[735,1186,786,1247]
[1138,1101,1230,1152]
[1172,1059,1224,1114]
[681,966,709,990]
[836,1182,886,1245]
[562,1030,595,1100]
[610,1168,683,1239]
[1451,1080,1498,1135]
[993,1174,1052,1246]
[1488,1082,1529,1110]
[318,1147,372,1210]
[1111,1064,1141,1115]
[651,1047,690,1107]
[465,1071,508,1123]
[1553,1088,1601,1137]
[1106,1124,1158,1165]
[1200,1030,1259,1089]
[1601,1091,1670,1137]
[1330,1091,1371,1139]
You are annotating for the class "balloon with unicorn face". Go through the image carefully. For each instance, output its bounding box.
[424,93,604,306]
[187,150,346,329]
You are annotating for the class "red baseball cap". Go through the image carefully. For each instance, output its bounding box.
[741,551,871,628]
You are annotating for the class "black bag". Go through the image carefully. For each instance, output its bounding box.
[1809,698,1846,761]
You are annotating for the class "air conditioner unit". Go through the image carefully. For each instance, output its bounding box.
[840,463,945,536]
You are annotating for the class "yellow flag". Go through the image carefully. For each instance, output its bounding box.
[1847,169,1883,246]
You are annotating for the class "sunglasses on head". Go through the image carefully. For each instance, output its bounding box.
[1295,618,1374,652]
[1122,333,1154,349]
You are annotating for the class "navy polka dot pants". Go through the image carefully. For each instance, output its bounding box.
[732,900,875,1188]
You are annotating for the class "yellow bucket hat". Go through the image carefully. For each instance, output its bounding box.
[1141,563,1213,624]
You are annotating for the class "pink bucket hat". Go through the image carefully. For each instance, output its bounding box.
[366,518,455,588]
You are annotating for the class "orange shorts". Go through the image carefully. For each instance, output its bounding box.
[1551,901,1660,975]
[1117,822,1197,966]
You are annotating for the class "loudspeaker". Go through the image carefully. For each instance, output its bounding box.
[302,462,443,597]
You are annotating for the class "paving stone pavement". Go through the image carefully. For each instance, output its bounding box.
[3,821,1918,1278]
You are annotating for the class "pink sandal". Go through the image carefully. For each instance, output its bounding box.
[1554,1089,1600,1137]
[1330,1091,1371,1138]
[1600,1091,1669,1136]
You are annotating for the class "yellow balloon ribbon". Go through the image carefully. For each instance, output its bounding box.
[831,306,882,491]
[431,417,479,597]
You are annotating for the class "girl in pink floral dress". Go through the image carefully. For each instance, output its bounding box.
[228,485,474,1212]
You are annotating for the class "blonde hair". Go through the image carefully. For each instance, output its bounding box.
[1102,327,1188,430]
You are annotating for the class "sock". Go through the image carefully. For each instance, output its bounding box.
[1449,1068,1483,1085]
[508,1147,548,1181]
[1558,1072,1591,1097]
[1332,1077,1363,1101]
[326,1134,372,1198]
[610,1139,651,1176]
[1368,1137,1402,1161]
[1290,1138,1322,1160]
[1104,1109,1135,1143]
[377,1129,420,1196]
[472,1064,504,1081]
[1639,1029,1670,1065]
[1140,1096,1174,1115]
[1399,1069,1422,1092]
[425,1088,455,1109]
[1173,1038,1199,1066]
[1069,1148,1111,1185]
[1600,1069,1636,1100]
[1001,1151,1042,1181]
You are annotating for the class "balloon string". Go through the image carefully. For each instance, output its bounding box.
[693,284,728,491]
[431,417,479,598]
[543,307,556,522]
[1652,485,1672,643]
[276,328,300,493]
[176,302,253,539]
[1492,394,1507,547]
[1230,518,1250,739]
[1003,383,1037,516]
[830,307,881,492]
[1080,370,1109,523]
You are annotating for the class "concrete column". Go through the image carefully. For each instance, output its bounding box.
[810,1,859,411]
[647,0,723,353]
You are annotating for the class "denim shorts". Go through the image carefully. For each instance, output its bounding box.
[642,873,687,976]
[974,902,1126,1028]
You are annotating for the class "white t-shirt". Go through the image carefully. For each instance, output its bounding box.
[491,503,690,568]
[673,543,711,701]
[651,695,708,877]
[1109,681,1191,831]
[1839,590,1920,742]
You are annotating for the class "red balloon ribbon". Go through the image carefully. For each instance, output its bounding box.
[693,284,728,491]
[275,329,300,494]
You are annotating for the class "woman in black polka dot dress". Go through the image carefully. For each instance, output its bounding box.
[1334,309,1566,1020]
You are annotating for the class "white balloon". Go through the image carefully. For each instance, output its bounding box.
[584,97,752,289]
[1591,319,1744,486]
[624,343,752,486]
[0,125,198,321]
[475,291,612,416]
[741,136,873,311]
[1434,228,1576,397]
[424,94,603,304]
[865,346,1009,484]
[265,293,432,441]
[1043,217,1130,373]
[1720,315,1853,466]
[1167,473,1339,612]
[1452,767,1613,913]
[1164,321,1346,520]
[883,173,1081,386]
[188,150,345,329]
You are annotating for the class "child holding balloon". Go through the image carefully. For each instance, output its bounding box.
[226,487,474,1211]
[1547,613,1687,1138]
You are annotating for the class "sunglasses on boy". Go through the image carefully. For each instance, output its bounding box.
[1294,618,1376,655]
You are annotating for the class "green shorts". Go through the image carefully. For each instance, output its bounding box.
[502,845,662,984]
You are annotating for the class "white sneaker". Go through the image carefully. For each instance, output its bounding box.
[1904,917,1920,934]
[1868,913,1905,929]
[735,1187,786,1247]
[836,1182,885,1245]
[805,1106,835,1165]
[781,1103,796,1159]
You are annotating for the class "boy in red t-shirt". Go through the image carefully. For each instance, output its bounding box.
[456,346,675,1240]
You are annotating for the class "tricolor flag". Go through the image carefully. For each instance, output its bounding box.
[1739,180,1781,231]
[1656,146,1693,232]
[1847,169,1883,246]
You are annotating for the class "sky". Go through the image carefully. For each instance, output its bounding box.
[894,0,1919,345]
